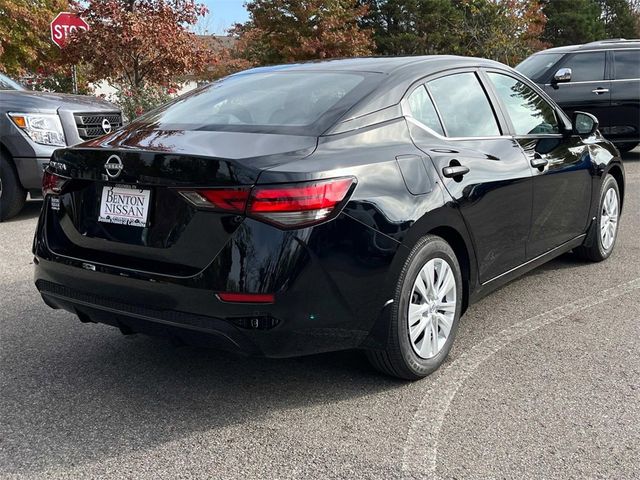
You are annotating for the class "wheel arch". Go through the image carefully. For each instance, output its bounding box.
[396,206,478,314]
[605,163,625,212]
[426,225,472,314]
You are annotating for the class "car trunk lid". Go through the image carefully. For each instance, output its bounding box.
[44,129,317,276]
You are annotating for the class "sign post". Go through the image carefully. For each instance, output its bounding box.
[50,12,89,94]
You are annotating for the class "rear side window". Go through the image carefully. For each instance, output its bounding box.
[427,72,500,137]
[406,85,445,135]
[614,50,640,80]
[558,52,606,82]
[487,73,559,135]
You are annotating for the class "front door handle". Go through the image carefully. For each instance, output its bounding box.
[530,153,549,169]
[442,165,470,178]
[592,88,609,94]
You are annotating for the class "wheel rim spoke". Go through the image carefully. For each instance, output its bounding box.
[435,313,452,338]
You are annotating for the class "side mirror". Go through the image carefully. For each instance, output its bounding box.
[573,111,599,136]
[553,68,572,83]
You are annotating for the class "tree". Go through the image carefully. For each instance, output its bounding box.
[229,0,374,65]
[541,0,605,46]
[360,0,461,55]
[599,0,638,38]
[362,0,547,65]
[62,0,212,89]
[0,0,67,76]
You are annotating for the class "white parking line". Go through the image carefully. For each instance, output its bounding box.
[401,276,640,480]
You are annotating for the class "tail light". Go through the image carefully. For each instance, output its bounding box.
[179,188,250,213]
[179,177,355,228]
[42,169,70,196]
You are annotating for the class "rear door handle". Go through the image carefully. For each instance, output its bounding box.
[442,165,470,178]
[530,153,548,169]
[592,88,609,94]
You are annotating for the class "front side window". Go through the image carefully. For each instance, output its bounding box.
[427,72,500,137]
[613,50,640,80]
[558,52,606,82]
[406,85,444,135]
[515,53,564,82]
[487,72,559,135]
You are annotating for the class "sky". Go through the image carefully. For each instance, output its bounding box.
[203,1,250,34]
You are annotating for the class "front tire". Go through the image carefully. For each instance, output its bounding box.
[575,174,620,262]
[0,153,27,222]
[366,235,463,380]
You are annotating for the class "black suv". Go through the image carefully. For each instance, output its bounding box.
[517,39,640,152]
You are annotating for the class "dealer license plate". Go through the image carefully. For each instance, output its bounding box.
[98,185,151,227]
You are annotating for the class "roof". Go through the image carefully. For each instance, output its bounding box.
[239,55,506,75]
[536,38,640,54]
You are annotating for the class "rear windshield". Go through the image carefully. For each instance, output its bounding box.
[515,53,564,82]
[135,70,380,135]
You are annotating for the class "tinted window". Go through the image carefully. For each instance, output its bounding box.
[137,71,377,134]
[406,85,444,135]
[559,52,606,82]
[614,50,640,80]
[487,73,559,135]
[516,53,564,82]
[427,72,500,137]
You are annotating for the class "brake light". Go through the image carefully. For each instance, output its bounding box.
[42,169,69,196]
[179,177,355,228]
[248,177,355,227]
[217,292,275,304]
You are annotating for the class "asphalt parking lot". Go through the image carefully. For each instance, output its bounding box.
[1,149,639,479]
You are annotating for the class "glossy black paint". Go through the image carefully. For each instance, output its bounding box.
[34,56,625,358]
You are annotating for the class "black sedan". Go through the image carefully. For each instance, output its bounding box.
[34,56,625,380]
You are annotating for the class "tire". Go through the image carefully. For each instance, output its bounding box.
[366,235,463,380]
[0,152,27,222]
[614,142,638,153]
[574,174,620,262]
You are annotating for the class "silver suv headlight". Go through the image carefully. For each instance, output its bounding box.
[8,112,66,147]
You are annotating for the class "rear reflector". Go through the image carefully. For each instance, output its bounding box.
[179,177,355,228]
[217,292,275,304]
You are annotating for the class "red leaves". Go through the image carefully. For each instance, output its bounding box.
[61,0,212,88]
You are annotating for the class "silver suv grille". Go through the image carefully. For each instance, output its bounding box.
[74,112,123,140]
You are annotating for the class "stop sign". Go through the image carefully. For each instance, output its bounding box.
[50,12,89,49]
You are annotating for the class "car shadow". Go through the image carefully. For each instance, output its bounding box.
[621,148,639,162]
[0,318,402,476]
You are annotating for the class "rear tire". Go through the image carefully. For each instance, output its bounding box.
[614,142,638,153]
[0,152,27,222]
[574,174,620,262]
[366,235,463,380]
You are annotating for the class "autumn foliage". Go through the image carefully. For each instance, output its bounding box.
[0,0,67,75]
[62,0,212,89]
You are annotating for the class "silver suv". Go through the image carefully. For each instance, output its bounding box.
[0,73,123,220]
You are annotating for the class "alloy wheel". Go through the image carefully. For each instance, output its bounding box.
[407,258,457,359]
[600,187,619,251]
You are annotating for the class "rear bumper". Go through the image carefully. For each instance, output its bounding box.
[33,210,400,357]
